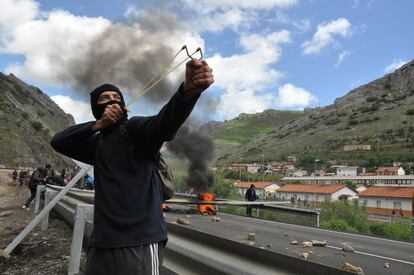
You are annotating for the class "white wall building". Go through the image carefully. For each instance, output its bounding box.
[276,184,357,203]
[282,175,414,187]
[358,187,414,217]
[333,166,358,177]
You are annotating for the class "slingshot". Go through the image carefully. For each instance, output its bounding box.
[124,45,203,111]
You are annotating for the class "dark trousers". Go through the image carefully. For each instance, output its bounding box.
[24,187,37,207]
[85,242,164,275]
[246,205,253,216]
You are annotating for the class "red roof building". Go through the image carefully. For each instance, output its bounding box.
[359,187,414,217]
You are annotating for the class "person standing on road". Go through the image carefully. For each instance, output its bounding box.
[51,59,214,275]
[23,167,45,210]
[245,184,258,217]
[12,169,18,183]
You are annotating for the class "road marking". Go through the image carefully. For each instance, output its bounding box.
[327,245,414,266]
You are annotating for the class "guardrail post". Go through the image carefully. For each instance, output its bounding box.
[34,185,46,214]
[412,217,414,241]
[68,204,94,275]
[316,208,321,228]
[41,190,57,231]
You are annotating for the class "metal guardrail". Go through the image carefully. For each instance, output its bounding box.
[174,193,321,227]
[40,186,354,275]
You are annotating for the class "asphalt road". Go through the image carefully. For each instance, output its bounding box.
[165,210,414,275]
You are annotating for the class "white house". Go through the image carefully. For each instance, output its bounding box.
[358,187,414,217]
[376,167,405,176]
[293,169,308,177]
[247,163,260,173]
[235,182,280,197]
[276,184,357,203]
[332,165,359,177]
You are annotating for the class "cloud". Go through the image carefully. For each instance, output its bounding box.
[302,18,352,55]
[336,50,351,67]
[0,0,38,35]
[276,83,316,108]
[217,86,274,119]
[178,0,297,33]
[384,59,407,73]
[207,30,291,119]
[208,30,290,91]
[51,95,94,123]
[179,0,297,13]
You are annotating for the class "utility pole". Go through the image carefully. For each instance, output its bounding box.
[239,157,243,181]
[314,159,319,207]
[261,154,265,182]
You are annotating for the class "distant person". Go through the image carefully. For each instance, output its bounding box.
[399,208,404,217]
[84,175,94,190]
[23,167,45,210]
[12,169,18,183]
[18,170,25,187]
[245,184,258,217]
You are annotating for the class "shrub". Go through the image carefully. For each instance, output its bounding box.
[406,109,414,115]
[30,120,43,131]
[366,96,377,102]
[325,118,341,125]
[348,119,359,126]
[320,201,369,233]
[21,112,29,119]
[320,219,358,233]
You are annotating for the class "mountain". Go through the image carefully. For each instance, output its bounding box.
[0,73,75,167]
[204,60,414,166]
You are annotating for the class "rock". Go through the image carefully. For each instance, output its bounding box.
[211,216,221,222]
[312,240,327,246]
[176,218,191,225]
[284,233,288,237]
[290,240,298,245]
[185,215,191,218]
[248,241,255,246]
[341,263,364,274]
[302,241,313,248]
[266,244,272,248]
[384,262,390,269]
[299,252,309,260]
[342,245,354,253]
[0,211,13,217]
[248,233,255,241]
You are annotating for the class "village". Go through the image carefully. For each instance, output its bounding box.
[224,155,414,219]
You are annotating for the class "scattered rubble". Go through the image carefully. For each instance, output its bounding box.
[176,218,191,225]
[342,245,355,253]
[311,240,327,247]
[384,262,390,269]
[302,241,313,248]
[248,233,255,241]
[290,240,298,245]
[341,263,364,274]
[210,216,220,222]
[299,252,309,260]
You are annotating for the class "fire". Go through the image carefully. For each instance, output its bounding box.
[197,192,216,215]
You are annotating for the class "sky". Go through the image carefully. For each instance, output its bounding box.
[0,0,413,123]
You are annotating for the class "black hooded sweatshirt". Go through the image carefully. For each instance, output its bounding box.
[51,85,198,248]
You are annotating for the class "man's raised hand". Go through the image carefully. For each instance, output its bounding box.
[183,60,214,99]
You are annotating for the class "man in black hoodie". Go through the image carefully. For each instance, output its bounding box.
[51,59,213,275]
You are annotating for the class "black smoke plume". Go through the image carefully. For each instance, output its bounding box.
[167,126,215,193]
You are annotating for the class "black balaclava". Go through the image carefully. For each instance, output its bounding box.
[90,84,127,120]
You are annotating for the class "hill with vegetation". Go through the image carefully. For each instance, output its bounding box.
[203,60,414,169]
[0,73,75,167]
